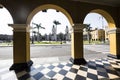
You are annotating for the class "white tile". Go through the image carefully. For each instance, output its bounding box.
[26,77,36,80]
[52,67,61,73]
[96,61,103,65]
[43,64,51,68]
[65,72,76,80]
[41,68,51,74]
[77,70,87,77]
[111,64,120,69]
[108,73,119,79]
[86,78,93,80]
[53,73,64,80]
[52,63,59,66]
[72,65,80,69]
[88,68,97,75]
[62,66,71,71]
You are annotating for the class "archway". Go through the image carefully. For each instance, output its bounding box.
[27,4,73,65]
[91,9,115,28]
[0,5,13,69]
[83,9,116,60]
[27,4,73,25]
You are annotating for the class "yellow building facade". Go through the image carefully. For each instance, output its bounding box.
[91,29,105,41]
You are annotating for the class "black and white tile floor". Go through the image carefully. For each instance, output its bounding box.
[0,58,120,80]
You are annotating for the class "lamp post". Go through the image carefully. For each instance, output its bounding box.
[99,16,105,43]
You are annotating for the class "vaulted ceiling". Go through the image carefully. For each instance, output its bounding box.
[72,0,120,7]
[1,0,120,7]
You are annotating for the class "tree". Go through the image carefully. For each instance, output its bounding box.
[53,20,61,41]
[84,24,92,44]
[32,22,45,42]
[57,32,64,44]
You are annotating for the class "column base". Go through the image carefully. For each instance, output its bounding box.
[108,54,120,59]
[10,60,33,72]
[70,57,87,65]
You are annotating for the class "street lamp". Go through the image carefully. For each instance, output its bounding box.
[99,15,105,43]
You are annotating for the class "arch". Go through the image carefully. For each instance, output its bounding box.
[27,4,73,26]
[89,9,116,28]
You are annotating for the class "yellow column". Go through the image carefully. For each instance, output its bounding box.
[108,28,120,59]
[70,24,86,64]
[9,24,33,71]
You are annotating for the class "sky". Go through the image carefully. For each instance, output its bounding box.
[0,8,108,35]
[84,13,108,29]
[30,9,71,35]
[0,7,13,35]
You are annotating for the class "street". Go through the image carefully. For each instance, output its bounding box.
[0,44,110,60]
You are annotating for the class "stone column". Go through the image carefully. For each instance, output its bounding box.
[107,28,120,59]
[9,24,33,71]
[70,24,86,65]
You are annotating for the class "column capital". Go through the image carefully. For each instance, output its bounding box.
[107,28,120,34]
[8,24,31,32]
[71,24,86,33]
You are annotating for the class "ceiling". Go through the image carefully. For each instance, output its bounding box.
[0,0,120,7]
[72,0,120,7]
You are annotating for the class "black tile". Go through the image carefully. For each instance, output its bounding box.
[96,60,102,62]
[97,67,106,72]
[70,68,78,73]
[79,66,87,71]
[37,66,45,71]
[63,77,72,80]
[46,71,56,77]
[88,64,97,70]
[66,63,73,67]
[33,72,44,80]
[97,71,109,78]
[106,69,118,75]
[103,63,111,66]
[75,75,86,80]
[87,73,98,80]
[96,64,104,68]
[57,64,64,68]
[89,61,96,65]
[18,73,31,80]
[59,69,68,75]
[47,65,55,69]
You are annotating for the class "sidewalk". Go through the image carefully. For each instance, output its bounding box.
[0,56,71,69]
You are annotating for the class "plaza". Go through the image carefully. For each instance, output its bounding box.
[0,0,120,80]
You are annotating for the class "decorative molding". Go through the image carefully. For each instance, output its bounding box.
[107,28,120,34]
[9,60,33,71]
[8,24,31,32]
[71,24,86,33]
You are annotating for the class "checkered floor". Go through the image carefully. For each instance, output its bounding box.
[0,58,120,80]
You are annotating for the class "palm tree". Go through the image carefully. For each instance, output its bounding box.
[53,20,61,41]
[32,22,45,42]
[84,24,92,44]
